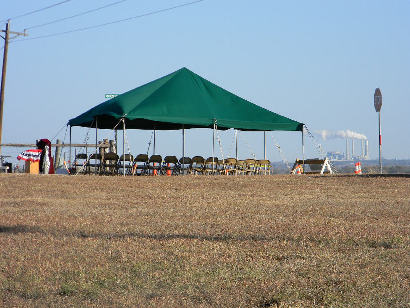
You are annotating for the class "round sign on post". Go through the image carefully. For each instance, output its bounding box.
[374,88,382,174]
[374,88,382,112]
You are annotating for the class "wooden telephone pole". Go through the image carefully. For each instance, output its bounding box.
[0,20,27,155]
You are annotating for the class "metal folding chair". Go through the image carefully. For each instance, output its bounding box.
[148,155,162,175]
[191,156,205,175]
[163,156,179,175]
[179,157,192,175]
[88,153,102,174]
[118,154,134,175]
[204,157,219,175]
[101,152,119,175]
[133,154,149,175]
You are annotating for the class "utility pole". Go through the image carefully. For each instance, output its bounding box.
[0,20,27,155]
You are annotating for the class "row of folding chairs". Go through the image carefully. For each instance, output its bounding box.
[189,157,272,175]
[73,153,181,175]
[73,152,133,175]
[73,153,272,176]
[133,155,272,176]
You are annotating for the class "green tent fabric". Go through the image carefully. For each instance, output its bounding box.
[68,67,303,131]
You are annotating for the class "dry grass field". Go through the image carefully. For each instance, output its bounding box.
[0,174,409,307]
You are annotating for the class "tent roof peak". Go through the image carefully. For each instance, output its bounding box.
[68,68,303,131]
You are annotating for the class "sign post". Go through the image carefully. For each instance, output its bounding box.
[374,88,382,174]
[105,94,119,99]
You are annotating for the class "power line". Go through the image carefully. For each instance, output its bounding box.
[26,0,129,30]
[0,0,73,23]
[14,0,205,42]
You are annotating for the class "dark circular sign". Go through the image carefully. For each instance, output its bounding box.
[374,88,382,112]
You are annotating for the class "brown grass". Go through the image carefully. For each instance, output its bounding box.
[0,174,409,307]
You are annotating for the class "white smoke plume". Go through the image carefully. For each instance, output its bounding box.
[316,130,367,140]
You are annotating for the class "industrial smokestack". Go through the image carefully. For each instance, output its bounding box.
[361,139,364,158]
[352,139,355,159]
[346,139,349,160]
[365,140,369,159]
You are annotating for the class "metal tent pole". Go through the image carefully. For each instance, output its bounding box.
[153,128,156,155]
[235,129,238,160]
[212,121,215,174]
[95,117,98,175]
[182,125,185,175]
[123,119,125,176]
[115,129,118,153]
[69,125,72,168]
[302,125,305,171]
[264,131,266,160]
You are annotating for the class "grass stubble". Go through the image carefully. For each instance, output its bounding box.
[0,174,409,307]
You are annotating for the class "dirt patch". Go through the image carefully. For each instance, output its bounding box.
[0,174,409,307]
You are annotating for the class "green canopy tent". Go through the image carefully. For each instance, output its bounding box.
[68,68,305,173]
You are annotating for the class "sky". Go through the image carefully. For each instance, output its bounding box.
[1,0,409,166]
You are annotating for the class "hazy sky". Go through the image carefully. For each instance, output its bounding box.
[1,0,409,164]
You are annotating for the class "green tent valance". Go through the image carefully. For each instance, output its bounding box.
[68,67,303,131]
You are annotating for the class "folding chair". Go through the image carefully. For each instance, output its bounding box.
[256,159,271,175]
[118,154,134,175]
[101,152,119,175]
[204,157,218,175]
[191,156,205,175]
[244,159,256,175]
[179,157,192,175]
[88,153,102,174]
[149,155,162,175]
[235,160,246,175]
[163,156,179,175]
[223,158,238,175]
[133,154,149,175]
[74,153,88,174]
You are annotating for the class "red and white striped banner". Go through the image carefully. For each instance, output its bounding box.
[17,149,43,162]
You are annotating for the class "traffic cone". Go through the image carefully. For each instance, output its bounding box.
[63,161,71,174]
[294,164,302,175]
[153,163,157,176]
[354,162,362,175]
[166,163,171,176]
